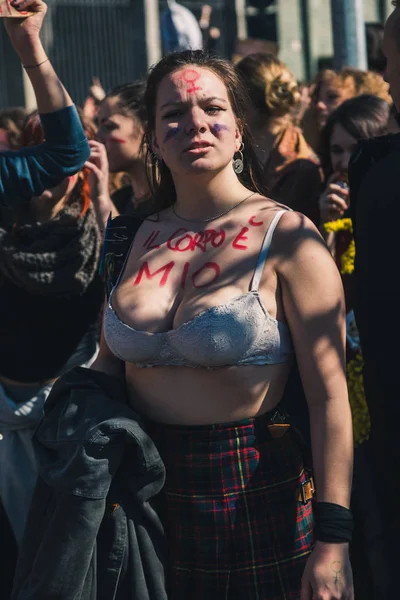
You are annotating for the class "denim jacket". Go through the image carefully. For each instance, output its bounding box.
[12,367,167,600]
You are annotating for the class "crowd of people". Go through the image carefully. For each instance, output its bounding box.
[1,0,399,599]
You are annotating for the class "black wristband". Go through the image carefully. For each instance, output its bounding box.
[314,502,354,543]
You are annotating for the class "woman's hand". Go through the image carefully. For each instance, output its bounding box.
[319,173,349,223]
[85,140,111,204]
[301,542,354,600]
[85,140,118,230]
[4,1,47,52]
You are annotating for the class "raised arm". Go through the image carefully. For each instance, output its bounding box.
[276,211,354,600]
[5,0,71,112]
[0,1,90,205]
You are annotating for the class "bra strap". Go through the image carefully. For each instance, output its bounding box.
[250,210,287,292]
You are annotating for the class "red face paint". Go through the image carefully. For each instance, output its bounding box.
[179,69,202,94]
[106,137,127,145]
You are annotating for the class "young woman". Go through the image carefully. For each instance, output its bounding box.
[319,95,390,235]
[0,0,90,205]
[303,67,391,153]
[86,81,155,230]
[235,53,322,225]
[92,50,354,599]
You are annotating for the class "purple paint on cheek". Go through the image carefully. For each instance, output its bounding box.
[164,127,180,143]
[211,123,229,135]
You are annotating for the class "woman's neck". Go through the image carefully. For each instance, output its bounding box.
[127,160,151,206]
[173,167,252,220]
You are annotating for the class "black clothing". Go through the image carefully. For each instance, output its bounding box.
[0,202,103,382]
[349,132,400,596]
[12,366,167,600]
[111,185,157,218]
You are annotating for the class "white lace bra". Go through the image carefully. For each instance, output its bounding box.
[103,210,293,368]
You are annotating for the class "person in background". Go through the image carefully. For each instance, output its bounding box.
[304,67,391,152]
[0,0,90,205]
[348,2,400,594]
[199,3,221,55]
[318,94,390,599]
[236,53,323,225]
[86,81,154,230]
[0,107,27,150]
[160,0,203,54]
[232,37,278,64]
[0,109,103,591]
[291,81,311,127]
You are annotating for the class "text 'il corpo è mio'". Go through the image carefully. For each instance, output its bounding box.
[143,215,264,253]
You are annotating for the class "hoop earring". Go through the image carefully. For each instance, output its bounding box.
[233,143,244,175]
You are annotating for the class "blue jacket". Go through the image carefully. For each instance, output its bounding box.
[0,105,90,206]
[12,366,168,600]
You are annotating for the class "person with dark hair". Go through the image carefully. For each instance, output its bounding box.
[347,2,400,593]
[91,49,354,599]
[0,108,103,588]
[0,1,90,205]
[319,94,390,233]
[86,81,155,229]
[235,53,323,225]
[317,94,390,598]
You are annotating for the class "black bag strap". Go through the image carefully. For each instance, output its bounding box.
[99,214,144,298]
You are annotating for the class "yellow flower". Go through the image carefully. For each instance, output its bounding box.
[324,218,355,275]
[347,353,370,446]
[340,238,355,275]
[324,218,353,234]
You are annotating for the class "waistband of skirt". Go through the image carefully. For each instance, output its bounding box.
[146,403,290,442]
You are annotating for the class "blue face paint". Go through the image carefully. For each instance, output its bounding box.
[211,124,229,134]
[164,127,180,143]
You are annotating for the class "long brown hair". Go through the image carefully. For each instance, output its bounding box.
[143,50,266,210]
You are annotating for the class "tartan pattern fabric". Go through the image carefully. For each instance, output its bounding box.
[151,413,314,599]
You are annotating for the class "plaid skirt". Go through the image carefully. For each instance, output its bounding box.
[150,410,314,600]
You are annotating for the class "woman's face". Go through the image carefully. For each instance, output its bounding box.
[153,66,242,177]
[316,81,352,129]
[329,123,358,173]
[97,97,144,173]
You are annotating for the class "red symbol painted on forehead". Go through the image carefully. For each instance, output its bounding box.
[180,69,202,94]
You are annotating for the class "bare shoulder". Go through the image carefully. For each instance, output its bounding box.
[270,209,337,275]
[255,195,291,216]
[274,209,327,251]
